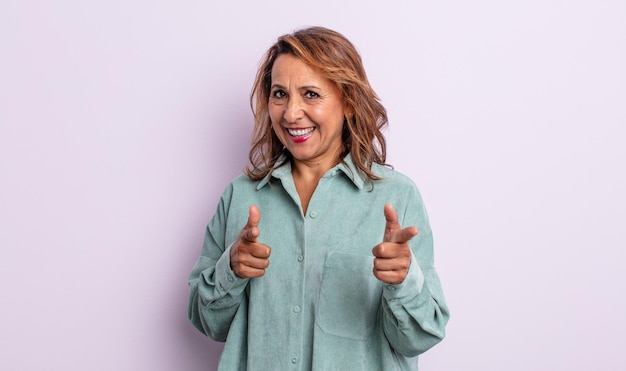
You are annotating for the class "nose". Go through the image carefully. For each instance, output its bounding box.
[283,96,304,123]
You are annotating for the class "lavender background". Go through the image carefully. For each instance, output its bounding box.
[1,1,625,370]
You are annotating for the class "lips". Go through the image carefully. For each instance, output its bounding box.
[287,127,315,137]
[286,127,315,143]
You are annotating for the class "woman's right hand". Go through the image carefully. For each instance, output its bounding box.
[230,205,271,278]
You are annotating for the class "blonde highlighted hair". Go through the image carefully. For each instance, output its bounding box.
[247,27,388,181]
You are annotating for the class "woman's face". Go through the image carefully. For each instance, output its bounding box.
[268,54,346,169]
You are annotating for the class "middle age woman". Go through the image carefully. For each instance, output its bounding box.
[188,26,449,370]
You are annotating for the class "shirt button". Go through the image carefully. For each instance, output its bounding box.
[386,285,396,291]
[293,305,301,313]
[310,211,318,218]
[291,356,299,364]
[227,275,234,282]
[297,255,304,262]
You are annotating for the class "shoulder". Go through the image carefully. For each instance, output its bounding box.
[229,173,257,187]
[369,164,427,206]
[217,173,261,202]
[370,165,431,229]
[213,174,264,224]
[371,163,418,189]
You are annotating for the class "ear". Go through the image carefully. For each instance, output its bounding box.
[344,105,354,119]
[343,112,353,128]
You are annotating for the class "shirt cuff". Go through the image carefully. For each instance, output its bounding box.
[213,243,249,292]
[382,250,425,300]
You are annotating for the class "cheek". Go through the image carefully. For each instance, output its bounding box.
[271,122,282,136]
[318,99,344,118]
[268,103,282,123]
[269,112,284,137]
[317,105,345,127]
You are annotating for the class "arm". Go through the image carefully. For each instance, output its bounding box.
[374,197,450,356]
[380,231,449,357]
[187,190,248,341]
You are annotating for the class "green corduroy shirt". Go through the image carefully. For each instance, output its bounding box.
[188,155,449,370]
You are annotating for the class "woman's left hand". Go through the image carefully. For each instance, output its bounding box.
[372,204,418,284]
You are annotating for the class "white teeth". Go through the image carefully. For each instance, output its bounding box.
[287,127,315,137]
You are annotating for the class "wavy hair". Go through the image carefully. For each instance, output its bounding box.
[246,26,389,181]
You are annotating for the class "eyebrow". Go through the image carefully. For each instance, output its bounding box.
[270,84,321,91]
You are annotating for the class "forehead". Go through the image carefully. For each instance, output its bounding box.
[271,54,325,84]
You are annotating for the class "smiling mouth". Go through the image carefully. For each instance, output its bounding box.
[287,127,315,137]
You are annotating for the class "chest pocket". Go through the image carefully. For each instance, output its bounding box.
[316,251,382,340]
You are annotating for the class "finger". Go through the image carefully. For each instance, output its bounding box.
[243,204,261,242]
[383,204,418,244]
[248,243,271,259]
[372,242,412,258]
[373,256,410,271]
[235,265,268,279]
[247,204,260,228]
[236,253,270,270]
[383,204,401,242]
[394,226,418,244]
[372,268,407,284]
[243,226,260,242]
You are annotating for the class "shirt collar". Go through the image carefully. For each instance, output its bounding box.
[255,153,366,190]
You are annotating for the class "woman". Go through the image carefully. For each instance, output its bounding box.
[188,26,449,370]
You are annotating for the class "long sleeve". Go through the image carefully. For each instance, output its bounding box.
[188,186,250,341]
[380,185,450,357]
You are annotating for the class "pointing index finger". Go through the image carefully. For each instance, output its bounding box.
[243,204,261,242]
[247,204,260,228]
[383,204,401,242]
[383,203,418,243]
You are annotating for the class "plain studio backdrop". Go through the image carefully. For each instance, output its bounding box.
[1,1,624,370]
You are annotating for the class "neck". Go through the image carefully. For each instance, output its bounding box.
[290,148,344,216]
[291,148,344,181]
[292,160,333,182]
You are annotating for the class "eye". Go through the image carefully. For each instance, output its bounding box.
[304,90,319,99]
[271,90,287,99]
